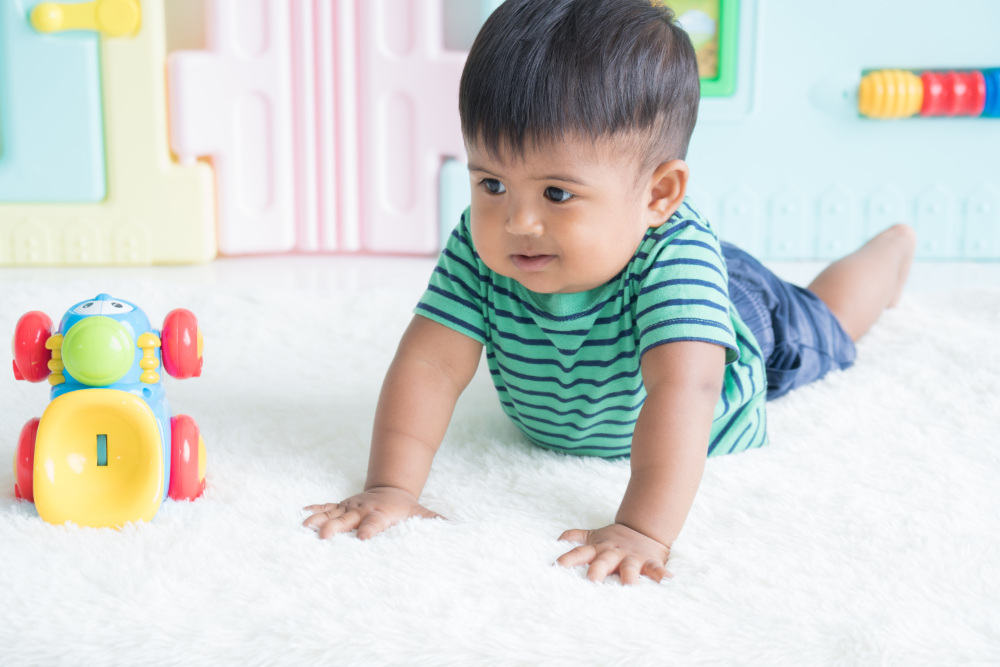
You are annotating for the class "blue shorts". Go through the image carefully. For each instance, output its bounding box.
[722,242,857,400]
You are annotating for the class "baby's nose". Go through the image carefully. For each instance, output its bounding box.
[506,208,544,235]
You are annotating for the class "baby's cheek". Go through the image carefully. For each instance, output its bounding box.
[468,219,493,255]
[575,235,634,281]
[470,228,508,275]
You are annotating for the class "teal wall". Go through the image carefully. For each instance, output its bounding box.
[440,0,1000,260]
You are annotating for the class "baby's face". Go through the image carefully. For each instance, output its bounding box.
[467,136,685,294]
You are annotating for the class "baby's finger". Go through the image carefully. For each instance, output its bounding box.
[556,544,597,568]
[303,503,339,513]
[302,505,345,530]
[558,529,591,544]
[318,510,362,539]
[586,549,623,583]
[641,558,672,583]
[356,510,391,540]
[619,556,642,586]
[414,506,444,520]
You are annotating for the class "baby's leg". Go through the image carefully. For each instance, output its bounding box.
[806,224,916,342]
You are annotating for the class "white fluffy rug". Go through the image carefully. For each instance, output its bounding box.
[1,273,999,666]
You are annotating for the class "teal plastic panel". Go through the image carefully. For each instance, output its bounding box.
[443,0,504,51]
[440,158,468,241]
[0,0,106,202]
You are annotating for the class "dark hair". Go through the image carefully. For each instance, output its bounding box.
[459,0,700,169]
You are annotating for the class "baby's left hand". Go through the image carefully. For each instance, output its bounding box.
[556,523,672,585]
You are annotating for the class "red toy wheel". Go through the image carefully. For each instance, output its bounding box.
[169,415,206,501]
[12,311,53,383]
[161,309,203,379]
[14,418,40,502]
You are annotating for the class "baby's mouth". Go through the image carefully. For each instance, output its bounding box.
[511,254,555,272]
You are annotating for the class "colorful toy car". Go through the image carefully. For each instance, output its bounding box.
[11,294,207,528]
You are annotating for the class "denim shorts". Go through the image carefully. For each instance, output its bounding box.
[722,242,857,400]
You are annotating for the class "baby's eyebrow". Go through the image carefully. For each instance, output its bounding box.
[532,173,587,186]
[467,163,587,187]
[466,163,496,175]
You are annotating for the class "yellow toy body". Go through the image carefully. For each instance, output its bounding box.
[33,389,164,528]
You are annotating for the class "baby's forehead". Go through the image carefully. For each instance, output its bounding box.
[468,133,648,175]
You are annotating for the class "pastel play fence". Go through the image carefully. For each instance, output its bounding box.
[168,0,498,256]
[0,0,997,264]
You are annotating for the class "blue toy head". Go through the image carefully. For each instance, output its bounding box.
[56,294,155,389]
[59,294,152,339]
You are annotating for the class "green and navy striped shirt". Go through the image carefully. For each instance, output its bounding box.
[416,200,767,458]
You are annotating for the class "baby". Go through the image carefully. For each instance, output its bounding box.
[304,0,916,584]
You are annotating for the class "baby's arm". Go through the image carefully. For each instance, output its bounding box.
[557,340,725,583]
[303,315,482,539]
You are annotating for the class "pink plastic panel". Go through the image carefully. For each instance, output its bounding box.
[356,0,467,254]
[289,0,355,251]
[167,0,296,255]
[168,0,468,255]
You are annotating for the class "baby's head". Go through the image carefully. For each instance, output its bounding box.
[460,0,700,294]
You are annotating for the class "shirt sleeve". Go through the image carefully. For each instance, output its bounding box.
[414,209,489,344]
[634,210,739,364]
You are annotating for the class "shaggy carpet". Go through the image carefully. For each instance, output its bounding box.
[1,274,998,667]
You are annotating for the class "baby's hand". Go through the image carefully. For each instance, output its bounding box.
[556,524,672,585]
[302,486,442,540]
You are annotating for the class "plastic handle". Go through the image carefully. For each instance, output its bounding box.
[30,0,141,38]
[137,332,161,384]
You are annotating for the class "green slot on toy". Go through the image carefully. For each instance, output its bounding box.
[97,434,108,466]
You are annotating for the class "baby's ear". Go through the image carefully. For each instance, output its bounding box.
[646,159,689,228]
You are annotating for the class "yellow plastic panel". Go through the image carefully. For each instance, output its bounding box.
[0,0,215,265]
[33,389,164,528]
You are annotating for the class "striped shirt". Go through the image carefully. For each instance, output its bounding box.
[416,200,767,458]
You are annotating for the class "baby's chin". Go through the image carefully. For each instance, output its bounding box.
[483,254,600,294]
[489,260,562,293]
[509,266,600,295]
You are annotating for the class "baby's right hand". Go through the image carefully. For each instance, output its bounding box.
[302,486,443,540]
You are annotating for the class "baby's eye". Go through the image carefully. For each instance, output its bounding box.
[482,179,506,195]
[545,187,573,202]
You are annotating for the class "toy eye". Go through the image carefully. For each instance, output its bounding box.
[99,300,134,315]
[72,302,96,314]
